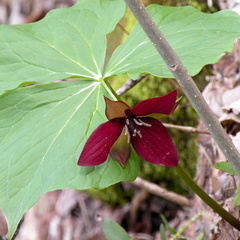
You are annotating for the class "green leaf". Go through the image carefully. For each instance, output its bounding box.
[233,186,240,206]
[160,214,177,234]
[0,0,125,94]
[101,217,133,240]
[160,224,167,240]
[0,80,140,239]
[214,161,236,175]
[105,5,240,79]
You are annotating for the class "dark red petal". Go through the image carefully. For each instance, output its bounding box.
[78,119,124,166]
[130,118,178,167]
[104,96,130,120]
[131,90,177,116]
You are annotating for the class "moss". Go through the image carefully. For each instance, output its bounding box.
[85,183,133,207]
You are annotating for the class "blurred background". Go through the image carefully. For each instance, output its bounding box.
[0,0,240,239]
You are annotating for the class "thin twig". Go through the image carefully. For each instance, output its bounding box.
[129,233,153,240]
[129,188,149,230]
[124,0,240,177]
[77,194,92,235]
[132,177,193,207]
[163,123,210,135]
[116,74,149,96]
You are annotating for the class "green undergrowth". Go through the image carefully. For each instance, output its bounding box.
[85,183,134,207]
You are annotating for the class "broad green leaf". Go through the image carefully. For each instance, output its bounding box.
[160,224,167,240]
[101,217,133,240]
[0,80,140,239]
[105,5,240,79]
[233,186,240,206]
[0,0,125,94]
[214,161,236,175]
[160,214,177,234]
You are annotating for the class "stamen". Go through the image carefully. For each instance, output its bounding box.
[132,129,142,138]
[137,130,142,138]
[133,118,143,125]
[134,118,152,127]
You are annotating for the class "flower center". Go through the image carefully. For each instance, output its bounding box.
[124,110,152,142]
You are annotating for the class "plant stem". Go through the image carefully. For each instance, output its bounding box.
[124,0,240,177]
[176,165,240,231]
[101,78,121,101]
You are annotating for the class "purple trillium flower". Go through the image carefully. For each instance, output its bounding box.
[78,90,179,167]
